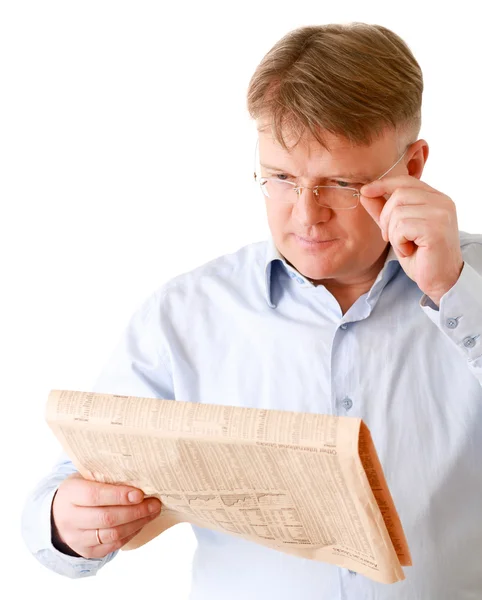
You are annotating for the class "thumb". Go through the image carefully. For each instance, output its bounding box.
[359,193,386,228]
[360,193,391,241]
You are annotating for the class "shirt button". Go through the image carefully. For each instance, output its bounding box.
[446,318,458,329]
[340,323,348,330]
[348,570,357,576]
[463,336,477,349]
[342,397,353,410]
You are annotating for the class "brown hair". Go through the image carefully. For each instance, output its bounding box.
[247,23,423,151]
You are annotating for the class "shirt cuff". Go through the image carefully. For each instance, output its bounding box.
[35,486,114,578]
[420,261,482,362]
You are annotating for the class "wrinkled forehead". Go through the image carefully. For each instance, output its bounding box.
[256,121,400,178]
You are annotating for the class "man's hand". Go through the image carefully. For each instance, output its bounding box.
[360,175,464,306]
[51,473,162,559]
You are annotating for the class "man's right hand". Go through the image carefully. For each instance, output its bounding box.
[51,473,162,559]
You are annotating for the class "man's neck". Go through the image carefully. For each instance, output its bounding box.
[310,246,390,315]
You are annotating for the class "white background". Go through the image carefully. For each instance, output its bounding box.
[1,1,481,598]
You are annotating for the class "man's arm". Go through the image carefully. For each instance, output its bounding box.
[360,175,482,384]
[21,288,175,578]
[21,452,117,578]
[420,241,482,387]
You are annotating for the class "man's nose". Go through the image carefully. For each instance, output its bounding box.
[293,188,332,227]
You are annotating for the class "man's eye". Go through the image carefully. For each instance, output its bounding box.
[275,174,291,181]
[333,180,362,189]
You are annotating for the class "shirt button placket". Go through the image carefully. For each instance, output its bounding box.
[446,318,458,329]
[463,336,477,349]
[341,397,353,411]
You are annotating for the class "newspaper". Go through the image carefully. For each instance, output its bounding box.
[46,389,411,583]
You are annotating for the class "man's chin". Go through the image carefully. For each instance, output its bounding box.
[286,255,339,281]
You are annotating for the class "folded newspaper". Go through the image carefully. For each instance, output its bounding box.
[46,389,411,583]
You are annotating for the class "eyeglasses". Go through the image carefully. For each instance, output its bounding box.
[253,143,408,210]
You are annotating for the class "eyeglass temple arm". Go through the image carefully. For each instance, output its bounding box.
[253,140,409,183]
[376,148,408,180]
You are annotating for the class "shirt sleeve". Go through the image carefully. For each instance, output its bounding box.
[420,247,482,386]
[21,288,175,578]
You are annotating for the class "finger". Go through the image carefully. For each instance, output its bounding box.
[360,175,438,198]
[75,497,162,529]
[359,193,387,230]
[389,217,426,257]
[381,203,431,242]
[70,478,145,507]
[80,527,146,560]
[85,512,160,548]
[394,240,416,258]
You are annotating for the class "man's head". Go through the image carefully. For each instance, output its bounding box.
[247,23,428,289]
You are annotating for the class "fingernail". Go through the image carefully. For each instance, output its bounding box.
[361,182,381,195]
[148,500,161,513]
[128,490,143,503]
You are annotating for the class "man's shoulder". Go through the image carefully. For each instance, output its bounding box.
[460,231,482,259]
[459,231,482,274]
[152,239,269,301]
[459,230,482,249]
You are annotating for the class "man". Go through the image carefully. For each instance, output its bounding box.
[22,22,482,599]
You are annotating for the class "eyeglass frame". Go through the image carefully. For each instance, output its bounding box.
[253,141,409,210]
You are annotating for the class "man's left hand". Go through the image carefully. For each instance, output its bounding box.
[360,175,464,306]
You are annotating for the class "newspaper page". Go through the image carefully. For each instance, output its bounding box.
[46,389,411,584]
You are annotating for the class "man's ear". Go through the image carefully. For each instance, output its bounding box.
[407,139,429,179]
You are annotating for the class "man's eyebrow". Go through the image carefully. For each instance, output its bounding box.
[326,172,374,182]
[260,162,372,181]
[260,162,291,172]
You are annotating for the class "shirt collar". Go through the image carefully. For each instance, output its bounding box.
[264,237,400,308]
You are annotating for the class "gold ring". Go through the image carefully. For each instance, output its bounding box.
[95,528,102,545]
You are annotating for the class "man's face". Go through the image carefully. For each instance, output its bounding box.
[258,127,409,286]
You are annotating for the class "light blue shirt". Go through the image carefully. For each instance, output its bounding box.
[22,232,482,599]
